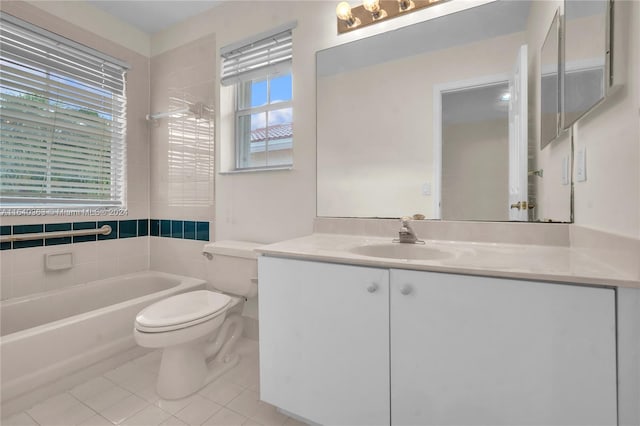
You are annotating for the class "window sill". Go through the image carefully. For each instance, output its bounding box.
[219,166,293,175]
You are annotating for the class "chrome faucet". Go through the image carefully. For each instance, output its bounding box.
[395,216,424,244]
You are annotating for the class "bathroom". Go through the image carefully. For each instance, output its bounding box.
[0,0,639,424]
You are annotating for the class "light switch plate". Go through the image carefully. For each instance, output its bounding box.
[576,147,587,182]
[421,182,431,196]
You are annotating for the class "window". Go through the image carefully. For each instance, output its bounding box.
[220,22,295,170]
[0,13,128,210]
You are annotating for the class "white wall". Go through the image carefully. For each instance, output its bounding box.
[527,0,640,236]
[151,0,499,244]
[572,0,640,238]
[24,0,150,56]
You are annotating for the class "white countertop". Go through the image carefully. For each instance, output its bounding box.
[256,233,640,289]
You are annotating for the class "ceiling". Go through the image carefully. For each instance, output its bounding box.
[87,1,222,34]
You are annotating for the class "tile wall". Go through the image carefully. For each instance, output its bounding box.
[149,34,216,279]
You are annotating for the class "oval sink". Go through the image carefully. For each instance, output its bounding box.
[349,243,452,261]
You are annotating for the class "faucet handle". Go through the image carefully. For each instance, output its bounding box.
[401,216,412,226]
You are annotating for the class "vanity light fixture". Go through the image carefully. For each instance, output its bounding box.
[336,0,447,34]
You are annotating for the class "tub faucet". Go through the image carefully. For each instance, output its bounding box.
[395,216,424,244]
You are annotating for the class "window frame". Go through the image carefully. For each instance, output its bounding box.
[0,13,129,214]
[234,72,293,171]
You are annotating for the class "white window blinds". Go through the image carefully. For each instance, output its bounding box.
[0,13,128,208]
[220,21,296,86]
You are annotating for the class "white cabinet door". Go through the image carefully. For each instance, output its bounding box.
[390,269,617,426]
[259,257,390,425]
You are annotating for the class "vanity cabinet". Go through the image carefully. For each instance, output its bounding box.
[258,257,617,426]
[258,257,391,425]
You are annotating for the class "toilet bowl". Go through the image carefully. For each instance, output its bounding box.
[134,241,261,400]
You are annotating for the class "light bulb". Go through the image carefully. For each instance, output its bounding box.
[336,2,361,27]
[397,0,415,11]
[363,0,386,19]
[336,2,353,21]
[363,0,380,13]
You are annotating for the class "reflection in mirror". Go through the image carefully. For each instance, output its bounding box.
[540,10,560,149]
[318,0,574,222]
[441,83,509,221]
[562,0,609,129]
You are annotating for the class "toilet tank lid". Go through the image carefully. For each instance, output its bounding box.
[203,240,263,259]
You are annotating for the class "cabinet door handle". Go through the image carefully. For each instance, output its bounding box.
[367,283,378,293]
[400,284,412,295]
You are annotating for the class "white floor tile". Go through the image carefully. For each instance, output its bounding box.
[174,395,222,426]
[3,412,39,426]
[11,338,262,426]
[201,407,248,426]
[250,403,287,426]
[158,417,188,426]
[221,366,259,390]
[100,394,149,424]
[154,393,200,416]
[27,392,96,426]
[118,370,157,395]
[135,385,161,404]
[131,351,162,374]
[121,405,171,426]
[104,362,146,384]
[78,414,115,426]
[198,378,244,406]
[71,377,132,412]
[226,390,261,419]
[282,416,307,426]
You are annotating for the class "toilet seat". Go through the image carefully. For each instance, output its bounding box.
[135,290,232,333]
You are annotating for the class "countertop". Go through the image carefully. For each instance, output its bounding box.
[256,233,640,289]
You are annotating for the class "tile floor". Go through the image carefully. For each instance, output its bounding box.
[3,339,306,426]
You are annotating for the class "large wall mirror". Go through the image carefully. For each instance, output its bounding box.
[317,0,571,222]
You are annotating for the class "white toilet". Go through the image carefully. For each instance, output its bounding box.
[134,241,260,400]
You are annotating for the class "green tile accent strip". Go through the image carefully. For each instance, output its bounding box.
[13,224,43,234]
[2,218,210,250]
[119,220,137,239]
[150,219,160,237]
[138,219,149,237]
[171,220,183,239]
[183,221,196,240]
[1,226,10,249]
[98,221,118,240]
[45,223,71,232]
[14,239,43,249]
[45,237,71,246]
[160,220,171,237]
[73,221,97,243]
[13,224,44,249]
[196,222,210,241]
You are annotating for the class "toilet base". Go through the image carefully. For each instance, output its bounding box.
[154,313,244,400]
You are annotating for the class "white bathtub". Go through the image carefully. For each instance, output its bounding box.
[0,271,206,405]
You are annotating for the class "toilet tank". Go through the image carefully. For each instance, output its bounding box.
[202,241,262,298]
